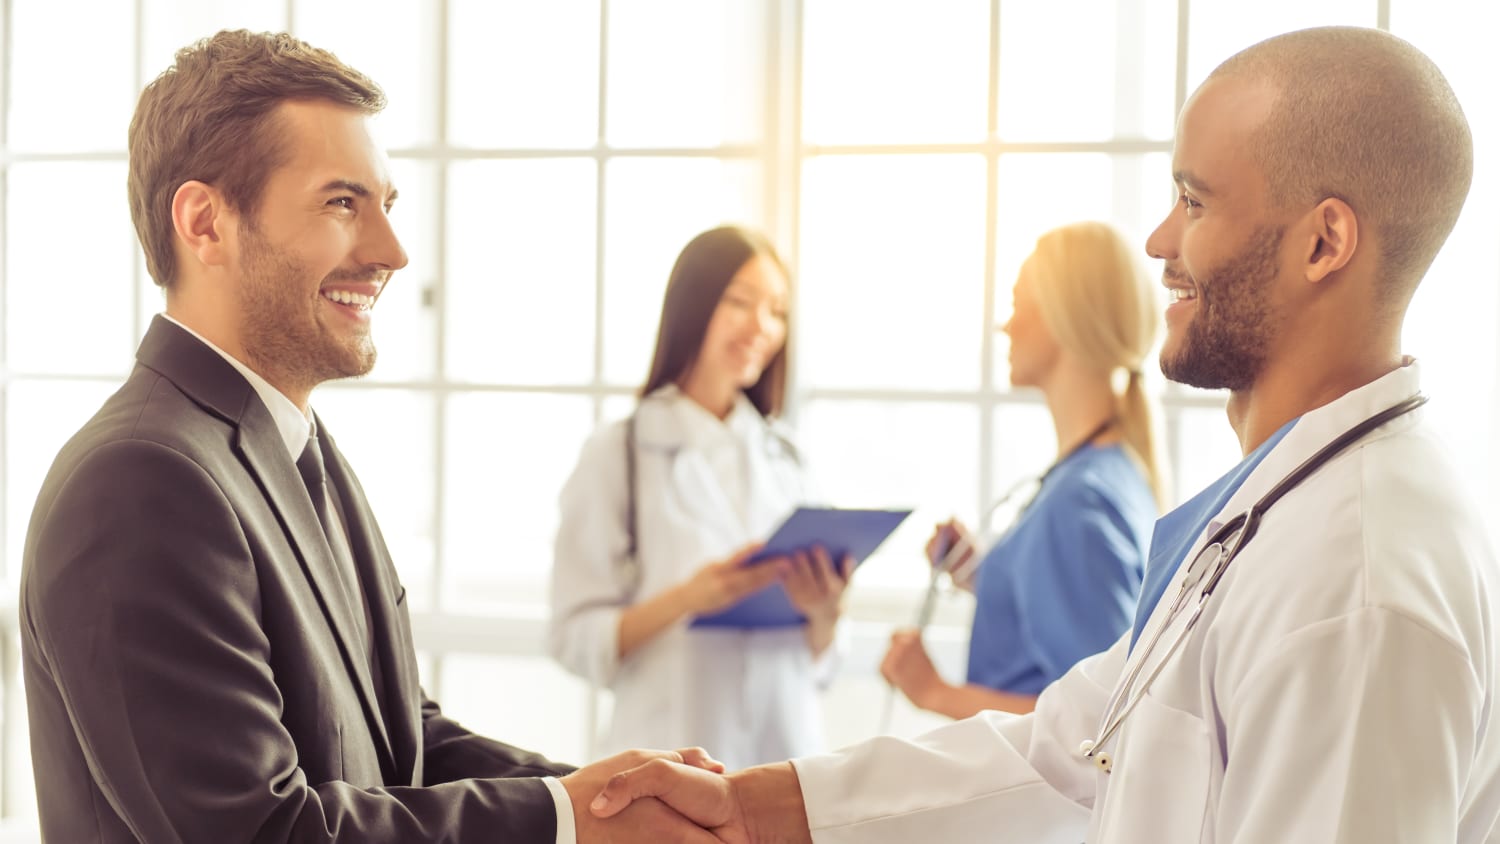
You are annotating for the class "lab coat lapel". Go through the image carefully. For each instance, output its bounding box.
[317,420,418,784]
[636,396,749,547]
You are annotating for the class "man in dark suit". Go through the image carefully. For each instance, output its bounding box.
[20,29,720,843]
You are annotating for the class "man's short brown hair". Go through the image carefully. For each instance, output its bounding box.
[128,30,386,288]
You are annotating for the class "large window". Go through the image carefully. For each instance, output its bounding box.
[1,0,1496,833]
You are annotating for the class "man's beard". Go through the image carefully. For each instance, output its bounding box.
[1161,225,1283,392]
[237,224,379,394]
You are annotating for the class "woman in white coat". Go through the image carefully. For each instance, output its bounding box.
[549,226,851,771]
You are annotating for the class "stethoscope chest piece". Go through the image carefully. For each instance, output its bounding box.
[1077,739,1114,774]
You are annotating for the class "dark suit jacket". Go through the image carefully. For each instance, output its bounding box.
[20,316,575,842]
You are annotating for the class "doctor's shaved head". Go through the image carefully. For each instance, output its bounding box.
[1208,26,1472,303]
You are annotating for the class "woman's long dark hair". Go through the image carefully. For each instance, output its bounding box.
[638,226,790,418]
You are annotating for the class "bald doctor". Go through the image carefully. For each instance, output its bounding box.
[585,26,1500,844]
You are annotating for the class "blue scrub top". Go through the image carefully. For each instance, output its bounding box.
[966,444,1155,695]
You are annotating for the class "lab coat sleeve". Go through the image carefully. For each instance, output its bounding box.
[1015,482,1142,682]
[548,423,631,688]
[1215,607,1481,843]
[792,632,1125,843]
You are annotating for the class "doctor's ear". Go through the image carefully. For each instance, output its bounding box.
[170,180,237,269]
[1301,197,1359,284]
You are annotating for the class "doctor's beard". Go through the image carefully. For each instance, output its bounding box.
[1160,224,1283,392]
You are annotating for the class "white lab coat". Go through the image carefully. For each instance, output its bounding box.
[549,386,829,770]
[794,360,1500,843]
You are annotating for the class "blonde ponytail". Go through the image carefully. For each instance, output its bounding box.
[1030,221,1171,512]
[1117,370,1170,511]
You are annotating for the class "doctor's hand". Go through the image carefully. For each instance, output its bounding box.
[927,519,977,589]
[782,546,854,656]
[591,759,814,844]
[679,543,785,617]
[561,748,727,843]
[880,628,949,711]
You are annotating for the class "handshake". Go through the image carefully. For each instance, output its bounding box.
[560,747,809,843]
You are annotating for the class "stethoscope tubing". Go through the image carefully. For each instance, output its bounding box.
[1082,392,1428,769]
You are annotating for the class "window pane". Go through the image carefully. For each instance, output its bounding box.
[6,163,136,375]
[997,0,1178,141]
[1393,0,1500,518]
[295,0,437,148]
[433,654,591,765]
[803,0,990,144]
[442,393,594,609]
[1169,403,1240,504]
[606,0,766,147]
[313,388,436,611]
[449,0,600,149]
[1185,0,1376,90]
[9,0,135,151]
[797,399,979,591]
[5,380,120,582]
[988,400,1055,531]
[446,159,598,385]
[600,157,764,384]
[140,0,286,85]
[366,158,438,383]
[992,152,1170,383]
[799,154,987,390]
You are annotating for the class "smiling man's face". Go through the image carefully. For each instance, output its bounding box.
[1147,76,1293,392]
[229,99,408,398]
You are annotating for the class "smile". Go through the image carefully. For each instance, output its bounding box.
[1168,287,1198,304]
[323,289,375,310]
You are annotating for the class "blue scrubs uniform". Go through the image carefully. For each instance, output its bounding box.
[966,444,1155,695]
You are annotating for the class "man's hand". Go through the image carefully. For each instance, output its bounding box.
[591,760,814,844]
[561,748,726,843]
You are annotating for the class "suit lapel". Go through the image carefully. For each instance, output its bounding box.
[136,316,398,779]
[318,422,422,785]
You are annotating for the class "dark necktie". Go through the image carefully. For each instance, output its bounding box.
[297,434,370,646]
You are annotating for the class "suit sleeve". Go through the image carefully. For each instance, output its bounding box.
[420,693,576,782]
[23,439,560,843]
[548,423,632,687]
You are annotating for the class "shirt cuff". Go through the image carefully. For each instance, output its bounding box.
[542,776,576,844]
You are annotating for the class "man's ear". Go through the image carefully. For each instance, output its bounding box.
[170,180,236,269]
[1302,197,1359,283]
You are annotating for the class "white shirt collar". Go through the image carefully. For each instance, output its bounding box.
[160,313,313,460]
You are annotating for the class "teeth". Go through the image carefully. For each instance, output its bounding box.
[1168,288,1198,304]
[323,290,375,310]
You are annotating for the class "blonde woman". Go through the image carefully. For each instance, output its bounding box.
[881,221,1168,718]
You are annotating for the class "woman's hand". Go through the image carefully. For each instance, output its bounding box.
[927,519,980,591]
[880,628,948,710]
[678,544,785,617]
[926,519,975,571]
[782,546,853,655]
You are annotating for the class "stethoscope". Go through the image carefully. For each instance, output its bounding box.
[1078,392,1428,775]
[927,415,1118,599]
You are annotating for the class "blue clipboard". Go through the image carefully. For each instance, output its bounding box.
[691,506,913,629]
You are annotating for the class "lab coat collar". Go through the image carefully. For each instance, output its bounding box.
[1208,358,1423,533]
[633,384,763,452]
